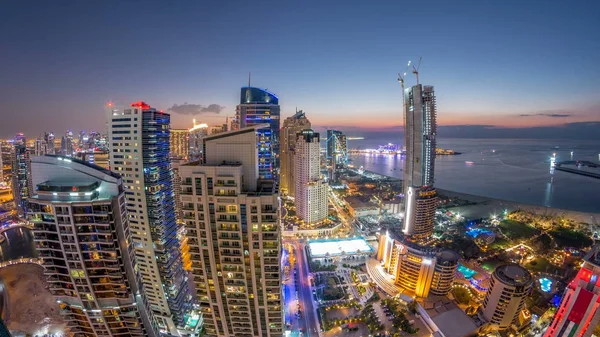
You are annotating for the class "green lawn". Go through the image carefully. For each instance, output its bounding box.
[549,227,593,249]
[499,220,540,240]
[525,257,560,275]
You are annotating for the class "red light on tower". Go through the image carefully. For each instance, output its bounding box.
[130,101,151,110]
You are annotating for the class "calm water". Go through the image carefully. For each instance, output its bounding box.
[349,138,600,213]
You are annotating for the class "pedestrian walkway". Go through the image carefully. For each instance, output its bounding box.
[366,258,401,296]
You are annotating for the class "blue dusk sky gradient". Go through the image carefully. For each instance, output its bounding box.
[1,0,599,139]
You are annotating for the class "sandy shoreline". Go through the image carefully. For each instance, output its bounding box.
[358,168,599,224]
[437,188,600,224]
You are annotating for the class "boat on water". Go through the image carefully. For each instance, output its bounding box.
[465,161,474,165]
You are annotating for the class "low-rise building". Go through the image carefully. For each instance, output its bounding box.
[344,195,379,218]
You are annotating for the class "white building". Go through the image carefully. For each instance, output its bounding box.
[28,155,157,336]
[280,110,311,196]
[482,264,533,330]
[295,129,328,224]
[107,101,193,335]
[178,125,283,337]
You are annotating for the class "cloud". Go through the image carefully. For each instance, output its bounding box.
[518,113,572,117]
[168,103,225,115]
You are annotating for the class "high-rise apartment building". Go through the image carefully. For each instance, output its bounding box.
[34,137,49,156]
[482,264,533,330]
[46,132,56,155]
[27,155,157,336]
[188,122,208,162]
[377,230,457,297]
[61,130,74,157]
[295,129,328,224]
[280,110,311,196]
[108,101,194,335]
[402,84,437,238]
[544,244,600,337]
[178,125,283,337]
[12,133,32,215]
[0,141,13,183]
[170,129,189,160]
[235,87,280,179]
[326,130,347,168]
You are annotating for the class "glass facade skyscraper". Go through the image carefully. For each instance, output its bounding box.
[12,133,32,216]
[235,87,280,179]
[108,102,195,335]
[402,84,437,238]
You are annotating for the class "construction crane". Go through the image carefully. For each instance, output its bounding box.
[397,60,411,92]
[412,56,422,85]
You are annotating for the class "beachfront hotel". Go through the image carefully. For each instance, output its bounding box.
[377,230,458,297]
[178,125,283,337]
[482,264,533,330]
[402,84,437,238]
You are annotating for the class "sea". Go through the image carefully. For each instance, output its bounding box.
[348,138,600,214]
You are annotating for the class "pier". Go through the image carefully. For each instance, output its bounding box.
[554,161,600,179]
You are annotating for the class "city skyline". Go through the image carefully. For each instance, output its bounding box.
[1,1,600,139]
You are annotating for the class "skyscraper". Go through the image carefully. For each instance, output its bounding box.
[402,84,437,238]
[61,130,74,157]
[280,110,311,196]
[108,101,194,335]
[34,135,50,156]
[46,132,56,155]
[188,121,208,162]
[235,86,280,179]
[178,125,283,337]
[295,129,328,224]
[544,244,600,337]
[27,155,157,336]
[326,130,347,168]
[12,133,32,215]
[482,264,533,330]
[170,128,190,159]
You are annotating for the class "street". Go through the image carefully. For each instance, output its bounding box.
[293,241,321,337]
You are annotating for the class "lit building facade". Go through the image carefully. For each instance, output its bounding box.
[35,136,50,156]
[108,101,193,335]
[235,87,280,179]
[170,129,189,160]
[12,133,32,215]
[482,264,533,330]
[544,244,600,337]
[326,130,347,168]
[188,122,208,162]
[295,129,328,224]
[61,130,74,156]
[402,84,437,238]
[280,110,311,196]
[27,155,157,336]
[178,125,283,337]
[377,230,457,297]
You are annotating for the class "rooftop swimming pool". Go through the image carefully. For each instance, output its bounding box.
[308,238,372,257]
[457,264,478,279]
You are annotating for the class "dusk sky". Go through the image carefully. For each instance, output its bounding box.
[1,0,599,139]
